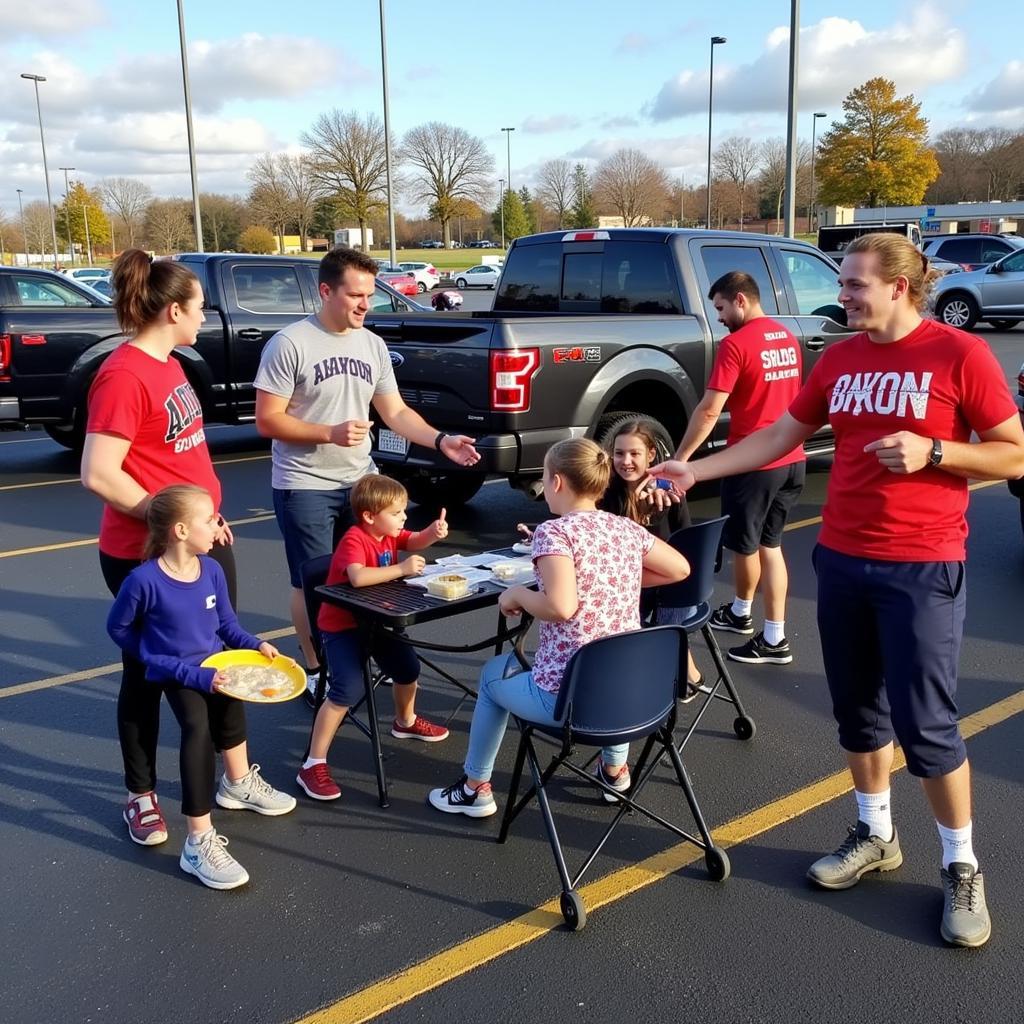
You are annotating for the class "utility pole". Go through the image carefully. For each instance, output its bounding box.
[176,0,204,251]
[782,0,800,237]
[60,166,75,260]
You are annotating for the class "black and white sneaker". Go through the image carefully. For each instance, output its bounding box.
[428,775,497,817]
[728,631,793,665]
[709,603,754,635]
[303,668,322,709]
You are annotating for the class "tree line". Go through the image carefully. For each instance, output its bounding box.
[3,78,1022,263]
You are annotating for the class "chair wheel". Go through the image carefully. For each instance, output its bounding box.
[733,715,756,740]
[560,890,587,931]
[705,846,731,881]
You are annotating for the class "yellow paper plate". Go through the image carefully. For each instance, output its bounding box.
[200,650,306,703]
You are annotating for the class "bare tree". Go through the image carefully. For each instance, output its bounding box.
[199,193,246,252]
[979,128,1024,201]
[100,177,153,247]
[592,148,670,227]
[713,136,761,229]
[536,159,575,228]
[302,110,387,248]
[399,122,494,246]
[247,154,294,253]
[278,153,319,250]
[23,200,54,261]
[757,137,810,233]
[143,199,193,254]
[928,128,987,202]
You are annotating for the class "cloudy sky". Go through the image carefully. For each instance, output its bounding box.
[2,0,1022,219]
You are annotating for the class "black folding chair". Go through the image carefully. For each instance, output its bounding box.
[497,626,730,932]
[299,555,392,805]
[658,516,757,745]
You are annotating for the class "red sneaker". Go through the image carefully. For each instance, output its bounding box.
[391,715,449,742]
[123,792,169,846]
[296,762,341,801]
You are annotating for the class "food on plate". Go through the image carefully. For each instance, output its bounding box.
[425,573,471,600]
[218,663,294,700]
[491,561,533,581]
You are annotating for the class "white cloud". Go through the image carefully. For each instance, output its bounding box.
[968,61,1024,114]
[569,133,708,173]
[1,1,107,38]
[600,115,640,130]
[522,114,581,134]
[74,113,276,157]
[648,8,967,120]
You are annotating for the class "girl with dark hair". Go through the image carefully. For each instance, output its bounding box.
[81,249,238,848]
[108,485,294,890]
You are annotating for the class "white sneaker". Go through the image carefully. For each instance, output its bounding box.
[216,764,296,816]
[179,830,249,890]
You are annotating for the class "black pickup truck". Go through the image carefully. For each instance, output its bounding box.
[366,227,853,508]
[0,256,424,450]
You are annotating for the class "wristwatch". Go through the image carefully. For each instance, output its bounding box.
[928,438,943,467]
[434,431,448,451]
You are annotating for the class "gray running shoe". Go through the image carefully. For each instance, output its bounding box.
[807,821,903,890]
[179,830,249,890]
[216,764,297,816]
[940,862,991,948]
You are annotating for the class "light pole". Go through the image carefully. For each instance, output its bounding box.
[59,166,75,261]
[379,0,397,265]
[782,0,800,237]
[81,203,93,264]
[176,0,204,251]
[808,111,826,234]
[705,36,726,229]
[20,73,60,268]
[499,178,506,251]
[500,127,515,194]
[17,188,27,266]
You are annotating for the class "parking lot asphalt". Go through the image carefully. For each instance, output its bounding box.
[1,328,1023,1024]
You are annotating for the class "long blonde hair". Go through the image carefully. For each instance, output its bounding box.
[845,233,941,312]
[143,485,211,560]
[545,438,611,499]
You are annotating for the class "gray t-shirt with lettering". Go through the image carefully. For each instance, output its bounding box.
[254,314,399,490]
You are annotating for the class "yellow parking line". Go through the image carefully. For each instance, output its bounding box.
[295,687,1024,1024]
[0,452,270,492]
[0,627,296,700]
[0,512,277,559]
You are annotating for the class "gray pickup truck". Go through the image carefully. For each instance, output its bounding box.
[364,227,853,509]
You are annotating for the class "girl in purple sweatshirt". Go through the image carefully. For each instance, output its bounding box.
[108,485,295,889]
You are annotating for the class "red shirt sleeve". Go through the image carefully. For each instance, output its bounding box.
[87,368,148,439]
[957,340,1018,433]
[707,336,743,395]
[326,528,372,585]
[788,354,830,428]
[397,529,412,551]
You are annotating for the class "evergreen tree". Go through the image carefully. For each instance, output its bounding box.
[570,164,595,228]
[518,186,536,233]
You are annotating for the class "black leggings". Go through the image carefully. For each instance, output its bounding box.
[163,684,247,816]
[100,543,238,794]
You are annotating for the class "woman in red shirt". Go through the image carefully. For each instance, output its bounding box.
[651,233,1024,948]
[81,250,236,849]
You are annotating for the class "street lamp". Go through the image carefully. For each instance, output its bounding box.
[499,177,506,251]
[176,0,204,251]
[20,73,60,268]
[16,188,27,267]
[809,111,827,234]
[500,127,515,194]
[81,203,93,264]
[705,36,726,229]
[379,0,397,265]
[59,166,75,261]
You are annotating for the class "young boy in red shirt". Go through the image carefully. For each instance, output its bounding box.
[296,475,450,801]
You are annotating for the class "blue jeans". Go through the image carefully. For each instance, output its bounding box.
[272,487,352,587]
[463,653,629,783]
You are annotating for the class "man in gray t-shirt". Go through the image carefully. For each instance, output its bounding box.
[254,247,479,683]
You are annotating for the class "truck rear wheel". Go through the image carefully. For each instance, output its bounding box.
[595,411,674,464]
[44,414,86,454]
[398,470,486,515]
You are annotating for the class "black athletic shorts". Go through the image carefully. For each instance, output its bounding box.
[720,461,805,555]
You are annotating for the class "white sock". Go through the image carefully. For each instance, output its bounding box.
[187,827,214,845]
[937,821,977,871]
[731,597,753,618]
[763,620,785,646]
[855,788,893,841]
[302,756,326,770]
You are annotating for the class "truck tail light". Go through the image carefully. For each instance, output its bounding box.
[490,348,540,412]
[0,334,11,382]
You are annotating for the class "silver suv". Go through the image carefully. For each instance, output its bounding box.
[932,246,1024,330]
[922,233,1023,272]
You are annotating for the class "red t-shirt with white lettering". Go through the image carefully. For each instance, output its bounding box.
[87,344,222,560]
[787,319,1016,561]
[707,317,805,470]
[318,524,412,633]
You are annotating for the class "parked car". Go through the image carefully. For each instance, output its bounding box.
[398,261,440,293]
[419,240,445,249]
[454,264,502,289]
[61,267,112,283]
[468,240,496,249]
[0,258,426,449]
[927,256,965,276]
[931,247,1024,330]
[377,270,419,297]
[361,227,854,511]
[922,233,1024,272]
